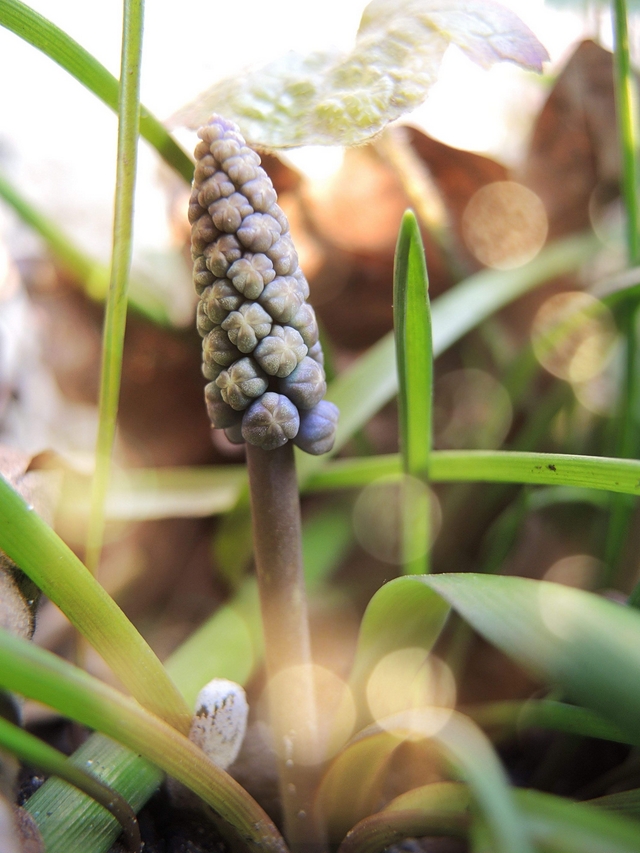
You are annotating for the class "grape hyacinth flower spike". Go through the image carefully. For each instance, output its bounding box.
[191,114,339,453]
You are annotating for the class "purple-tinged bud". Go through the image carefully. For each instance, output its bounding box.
[202,358,224,381]
[294,400,339,455]
[267,204,289,235]
[288,303,319,348]
[191,214,220,253]
[237,212,282,252]
[307,340,324,367]
[280,357,326,410]
[193,256,215,295]
[205,382,243,429]
[203,327,242,367]
[254,325,307,378]
[267,236,299,276]
[198,172,235,207]
[227,254,275,299]
[194,155,217,184]
[224,423,245,444]
[201,280,243,324]
[198,123,225,145]
[222,302,272,353]
[259,275,305,323]
[197,300,215,337]
[209,193,253,233]
[215,357,269,410]
[242,177,277,213]
[225,156,259,187]
[204,235,242,277]
[241,392,300,450]
[211,137,243,163]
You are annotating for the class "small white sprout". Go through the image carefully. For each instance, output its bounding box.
[188,678,249,770]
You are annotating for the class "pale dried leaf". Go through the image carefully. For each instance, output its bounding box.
[170,0,547,148]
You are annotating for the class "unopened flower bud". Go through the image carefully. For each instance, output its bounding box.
[191,114,338,453]
[241,392,300,451]
[294,400,339,455]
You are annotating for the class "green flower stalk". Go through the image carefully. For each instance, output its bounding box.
[190,114,338,453]
[191,115,338,853]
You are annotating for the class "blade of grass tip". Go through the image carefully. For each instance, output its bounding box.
[0,474,191,730]
[85,0,144,578]
[0,628,287,853]
[0,0,193,183]
[0,170,171,325]
[604,0,640,587]
[393,210,433,575]
[0,716,141,853]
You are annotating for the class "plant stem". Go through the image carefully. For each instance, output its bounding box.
[604,0,640,585]
[85,0,144,576]
[245,442,327,853]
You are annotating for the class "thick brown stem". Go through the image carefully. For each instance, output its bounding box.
[245,442,327,853]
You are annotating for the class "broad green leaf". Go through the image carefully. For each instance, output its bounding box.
[348,576,449,725]
[341,784,640,853]
[0,0,193,183]
[0,474,191,731]
[0,627,286,853]
[420,573,640,743]
[0,716,140,853]
[319,710,534,853]
[171,0,547,147]
[393,211,433,574]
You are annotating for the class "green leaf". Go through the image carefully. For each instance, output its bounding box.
[171,0,547,147]
[419,573,640,743]
[297,232,600,484]
[0,0,193,183]
[0,474,191,731]
[348,575,449,726]
[320,711,535,853]
[0,716,140,853]
[341,784,640,853]
[393,210,433,574]
[0,627,286,853]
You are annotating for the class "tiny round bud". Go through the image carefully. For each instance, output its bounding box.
[238,212,282,252]
[189,678,248,770]
[203,327,242,367]
[205,382,243,428]
[204,235,242,277]
[254,325,307,378]
[224,155,259,186]
[267,203,289,235]
[191,214,220,253]
[289,303,320,347]
[259,275,306,324]
[196,300,215,337]
[193,255,215,295]
[201,280,243,324]
[215,357,269,410]
[267,236,299,276]
[198,172,235,207]
[209,192,253,233]
[222,302,272,353]
[242,177,277,212]
[194,154,216,184]
[307,340,324,367]
[211,137,243,163]
[294,400,339,455]
[242,392,300,450]
[227,253,275,300]
[281,357,326,410]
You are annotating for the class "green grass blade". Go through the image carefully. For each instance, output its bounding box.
[0,627,286,853]
[0,474,190,729]
[341,784,640,853]
[297,232,599,484]
[0,170,172,325]
[419,573,640,743]
[0,0,193,183]
[309,450,640,497]
[85,0,145,576]
[0,716,140,853]
[466,699,636,746]
[393,210,433,574]
[27,737,161,853]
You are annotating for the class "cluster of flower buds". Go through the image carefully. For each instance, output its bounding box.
[191,115,338,453]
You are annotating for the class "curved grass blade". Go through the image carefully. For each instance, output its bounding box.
[308,450,640,497]
[0,626,286,853]
[0,716,140,853]
[297,232,600,484]
[0,0,193,183]
[465,699,636,746]
[393,210,432,574]
[0,474,191,731]
[341,783,640,853]
[347,575,449,727]
[419,573,640,743]
[318,710,535,853]
[84,0,146,577]
[0,170,171,325]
